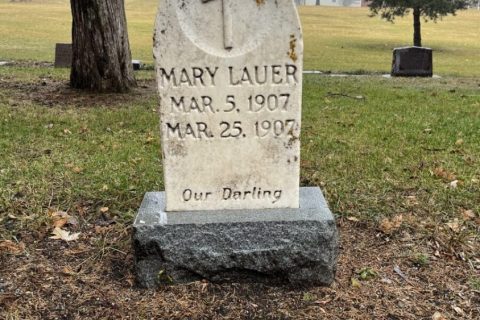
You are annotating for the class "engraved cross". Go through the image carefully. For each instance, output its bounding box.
[202,0,233,50]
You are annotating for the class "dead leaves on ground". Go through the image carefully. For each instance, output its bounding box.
[432,167,455,181]
[432,167,463,189]
[432,311,447,320]
[49,210,78,229]
[379,214,403,234]
[0,240,25,255]
[48,209,81,242]
[446,219,462,233]
[50,227,80,242]
[64,162,83,174]
[460,209,473,220]
[445,208,479,233]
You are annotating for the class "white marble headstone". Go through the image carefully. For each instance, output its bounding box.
[154,0,303,211]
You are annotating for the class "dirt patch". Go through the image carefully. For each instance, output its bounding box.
[1,220,478,319]
[0,76,157,108]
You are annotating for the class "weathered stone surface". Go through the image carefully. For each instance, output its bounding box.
[54,43,72,68]
[391,46,433,77]
[133,187,338,287]
[154,0,303,211]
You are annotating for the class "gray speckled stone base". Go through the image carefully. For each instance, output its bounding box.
[133,187,338,287]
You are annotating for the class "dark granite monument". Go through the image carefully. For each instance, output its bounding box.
[54,43,72,68]
[391,46,433,77]
[133,188,338,286]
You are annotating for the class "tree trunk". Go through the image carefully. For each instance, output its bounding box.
[413,7,421,47]
[70,0,136,93]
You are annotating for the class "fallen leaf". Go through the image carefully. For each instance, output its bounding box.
[51,210,67,217]
[100,207,109,213]
[49,210,78,228]
[62,266,77,276]
[393,265,409,282]
[433,167,456,181]
[452,305,464,315]
[432,312,446,320]
[461,209,475,221]
[455,138,464,146]
[53,217,68,228]
[50,227,80,242]
[351,277,361,288]
[346,216,359,222]
[94,225,112,235]
[379,214,403,234]
[449,180,459,188]
[72,166,83,174]
[0,240,25,255]
[446,219,461,233]
[358,267,377,280]
[405,195,418,206]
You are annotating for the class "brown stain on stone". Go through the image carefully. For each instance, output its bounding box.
[288,34,297,62]
[256,0,265,6]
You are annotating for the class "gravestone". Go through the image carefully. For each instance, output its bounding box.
[55,43,143,70]
[133,0,338,287]
[391,46,433,77]
[132,60,143,71]
[54,43,72,68]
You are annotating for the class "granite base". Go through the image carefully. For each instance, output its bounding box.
[133,187,339,287]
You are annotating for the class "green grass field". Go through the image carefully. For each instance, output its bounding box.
[1,75,479,231]
[0,0,479,76]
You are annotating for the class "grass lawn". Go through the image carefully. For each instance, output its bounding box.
[0,0,480,76]
[1,68,479,318]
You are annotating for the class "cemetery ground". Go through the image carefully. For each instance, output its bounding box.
[0,66,479,319]
[1,1,480,319]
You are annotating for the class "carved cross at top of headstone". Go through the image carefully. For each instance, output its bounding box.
[202,0,233,50]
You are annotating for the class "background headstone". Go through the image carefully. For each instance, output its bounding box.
[132,60,142,70]
[54,43,72,68]
[155,0,303,211]
[391,46,433,77]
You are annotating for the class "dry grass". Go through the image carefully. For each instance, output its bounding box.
[1,219,479,319]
